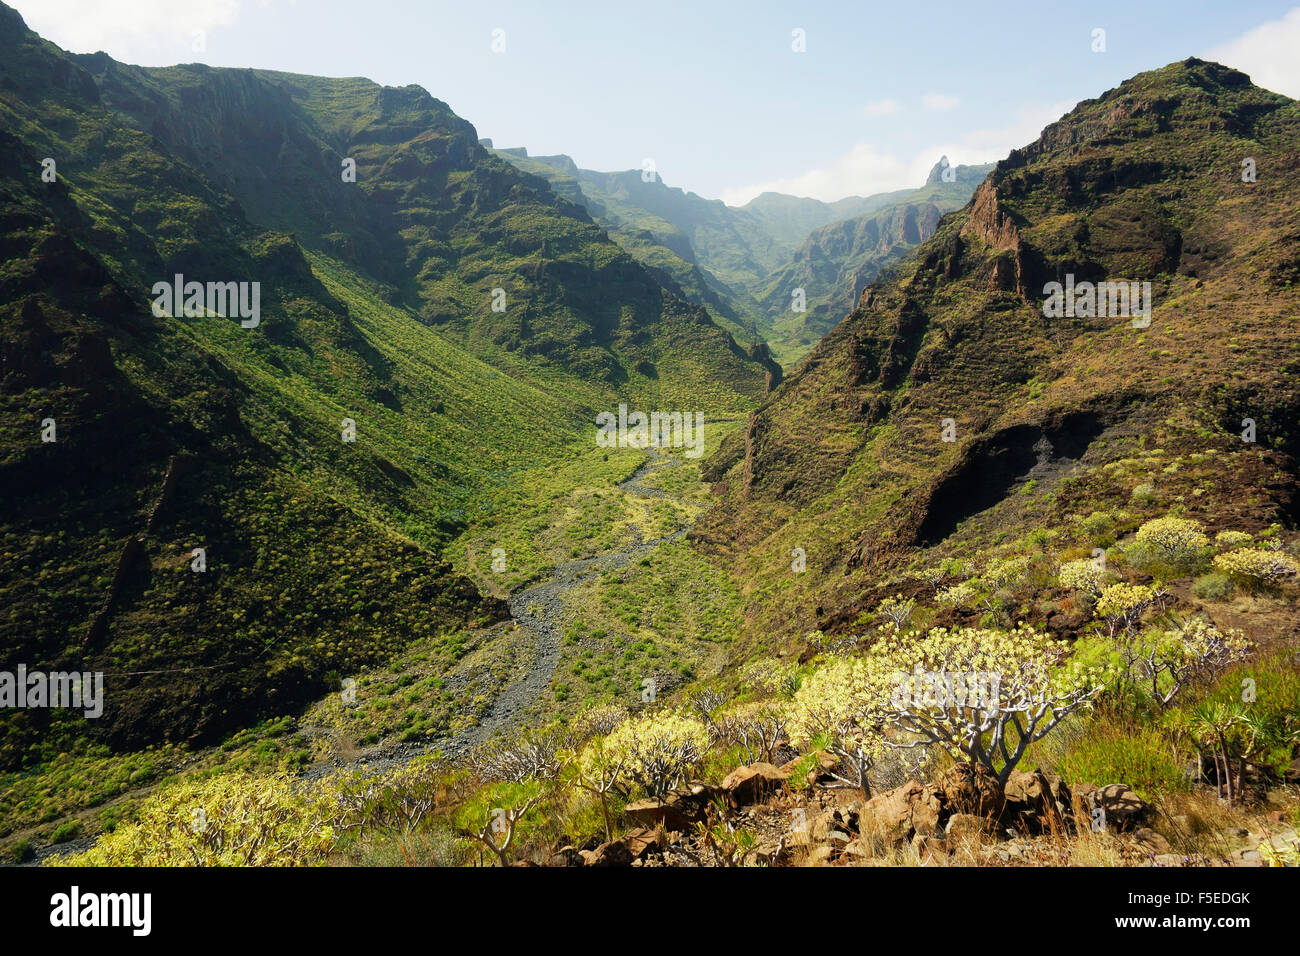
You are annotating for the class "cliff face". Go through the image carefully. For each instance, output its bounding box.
[757,163,992,358]
[693,59,1300,643]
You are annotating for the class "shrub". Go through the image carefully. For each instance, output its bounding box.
[1213,530,1252,549]
[453,780,546,867]
[1123,619,1251,708]
[1078,511,1115,538]
[601,711,708,797]
[936,581,977,608]
[1213,548,1299,587]
[1133,515,1209,574]
[982,556,1030,589]
[876,594,916,629]
[52,774,335,866]
[711,701,788,764]
[49,820,81,844]
[1056,720,1189,801]
[786,657,886,794]
[476,729,568,783]
[911,566,948,591]
[569,704,628,741]
[1200,652,1300,779]
[1095,583,1157,638]
[1136,515,1208,552]
[867,624,1111,785]
[1058,558,1108,596]
[739,657,798,697]
[1192,572,1233,601]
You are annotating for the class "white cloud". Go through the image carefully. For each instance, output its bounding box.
[10,0,245,64]
[720,101,1072,206]
[862,98,900,117]
[921,92,960,111]
[902,100,1074,184]
[719,143,911,206]
[1205,6,1300,99]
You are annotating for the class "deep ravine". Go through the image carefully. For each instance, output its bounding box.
[306,445,696,778]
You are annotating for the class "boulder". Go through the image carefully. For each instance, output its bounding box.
[720,762,789,807]
[580,839,633,867]
[861,779,943,844]
[622,828,663,862]
[840,837,873,860]
[945,813,993,842]
[1098,784,1150,831]
[802,844,835,866]
[548,845,584,867]
[746,840,793,866]
[1075,782,1150,832]
[779,751,840,786]
[1003,768,1072,834]
[624,784,714,830]
[1133,827,1172,854]
[936,763,1004,819]
[811,806,858,841]
[912,833,948,863]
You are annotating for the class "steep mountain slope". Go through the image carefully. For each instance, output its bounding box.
[72,61,774,399]
[492,147,771,351]
[0,3,771,769]
[495,147,978,365]
[693,59,1300,643]
[498,152,880,292]
[759,159,992,356]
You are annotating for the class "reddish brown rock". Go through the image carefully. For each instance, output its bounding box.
[936,763,1004,819]
[720,762,789,807]
[861,779,944,843]
[622,828,663,862]
[624,784,713,830]
[1003,768,1072,834]
[580,839,633,867]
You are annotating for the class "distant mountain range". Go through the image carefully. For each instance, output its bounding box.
[491,145,989,365]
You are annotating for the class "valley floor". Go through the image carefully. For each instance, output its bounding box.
[3,422,747,862]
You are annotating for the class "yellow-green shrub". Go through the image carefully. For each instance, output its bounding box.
[51,773,335,866]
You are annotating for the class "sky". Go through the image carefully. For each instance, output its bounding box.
[12,0,1300,205]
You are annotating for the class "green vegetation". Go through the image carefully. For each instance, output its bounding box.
[2,8,1298,868]
[0,2,769,848]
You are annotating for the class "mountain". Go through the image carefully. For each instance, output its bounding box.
[489,147,770,353]
[496,150,883,292]
[0,2,773,768]
[759,159,992,358]
[495,147,984,365]
[692,58,1300,644]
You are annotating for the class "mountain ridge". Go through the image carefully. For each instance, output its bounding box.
[0,1,771,766]
[692,57,1300,645]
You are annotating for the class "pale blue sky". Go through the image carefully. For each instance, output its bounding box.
[15,1,1300,203]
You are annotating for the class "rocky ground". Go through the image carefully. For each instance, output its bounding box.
[533,757,1300,868]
